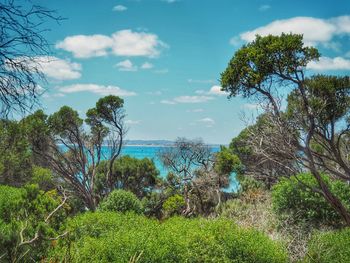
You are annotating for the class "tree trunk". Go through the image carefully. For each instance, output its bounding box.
[310,168,350,226]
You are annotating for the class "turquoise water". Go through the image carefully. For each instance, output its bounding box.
[60,145,238,192]
[120,146,239,192]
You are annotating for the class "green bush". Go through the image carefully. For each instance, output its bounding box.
[162,194,185,216]
[50,212,288,262]
[0,184,67,262]
[272,173,350,226]
[98,189,143,214]
[305,228,350,263]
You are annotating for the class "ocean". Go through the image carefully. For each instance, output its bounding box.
[120,145,239,192]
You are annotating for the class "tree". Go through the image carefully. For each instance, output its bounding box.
[0,0,61,116]
[95,156,160,199]
[28,95,126,210]
[221,33,350,225]
[229,114,295,188]
[0,119,32,186]
[158,138,230,215]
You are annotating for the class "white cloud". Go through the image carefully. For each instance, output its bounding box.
[56,30,167,58]
[307,56,350,71]
[58,84,137,96]
[259,5,271,11]
[125,119,140,125]
[115,59,137,71]
[208,85,228,96]
[111,30,166,57]
[113,5,127,11]
[141,62,154,69]
[237,16,350,47]
[197,117,215,127]
[56,35,113,58]
[195,86,228,96]
[13,56,82,80]
[162,0,178,3]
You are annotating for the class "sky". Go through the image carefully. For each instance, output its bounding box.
[31,0,350,144]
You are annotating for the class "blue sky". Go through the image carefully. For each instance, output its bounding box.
[34,0,350,144]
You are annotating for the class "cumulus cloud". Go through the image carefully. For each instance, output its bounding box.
[307,56,350,71]
[113,5,127,11]
[236,15,350,47]
[115,59,137,71]
[56,35,113,58]
[12,56,82,80]
[56,30,167,58]
[197,117,215,127]
[58,84,137,96]
[141,62,154,69]
[195,86,228,96]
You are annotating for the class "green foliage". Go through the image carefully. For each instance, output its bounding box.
[287,75,350,127]
[214,146,242,175]
[95,156,160,198]
[220,33,319,97]
[162,194,185,216]
[50,212,288,262]
[98,189,143,214]
[48,106,83,137]
[0,120,32,186]
[272,173,350,226]
[30,166,55,191]
[305,228,350,263]
[0,184,67,262]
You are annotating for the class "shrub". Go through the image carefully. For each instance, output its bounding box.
[0,184,67,262]
[272,173,350,226]
[162,194,185,216]
[304,228,350,263]
[50,212,288,262]
[98,189,143,214]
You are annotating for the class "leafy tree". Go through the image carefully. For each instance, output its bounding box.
[0,120,32,186]
[229,114,295,188]
[98,189,143,214]
[95,156,160,199]
[0,184,68,262]
[158,138,226,215]
[221,33,350,225]
[29,95,126,210]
